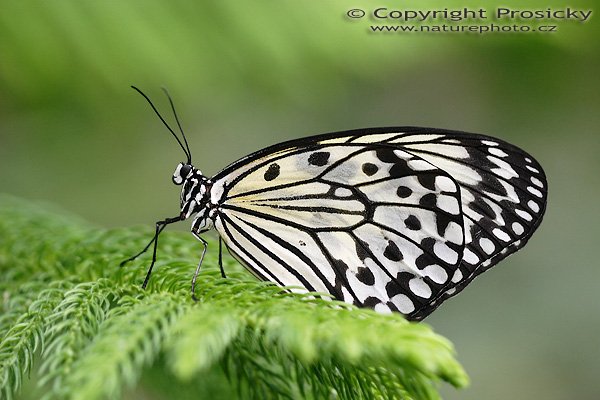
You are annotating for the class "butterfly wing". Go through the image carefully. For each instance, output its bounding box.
[210,127,547,320]
[212,144,465,317]
[349,129,548,318]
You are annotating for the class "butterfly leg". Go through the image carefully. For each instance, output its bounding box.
[120,216,182,289]
[218,237,227,279]
[190,232,208,301]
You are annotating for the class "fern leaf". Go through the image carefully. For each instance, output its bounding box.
[0,195,468,400]
[0,282,72,400]
[61,293,185,400]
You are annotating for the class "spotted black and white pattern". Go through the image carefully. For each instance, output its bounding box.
[176,127,547,321]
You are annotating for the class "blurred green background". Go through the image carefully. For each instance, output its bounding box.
[1,0,598,398]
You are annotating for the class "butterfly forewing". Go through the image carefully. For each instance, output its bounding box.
[214,142,466,318]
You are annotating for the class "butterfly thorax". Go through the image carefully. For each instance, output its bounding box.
[172,162,217,234]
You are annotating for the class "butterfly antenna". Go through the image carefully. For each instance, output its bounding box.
[131,86,191,163]
[161,87,192,164]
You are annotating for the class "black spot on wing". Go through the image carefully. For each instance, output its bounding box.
[396,186,412,198]
[376,148,400,163]
[264,163,280,181]
[356,267,375,285]
[419,193,437,209]
[404,215,421,231]
[419,237,436,257]
[355,239,370,261]
[415,253,436,269]
[396,271,414,283]
[389,160,411,177]
[363,296,381,308]
[435,212,453,237]
[383,240,403,261]
[362,162,378,176]
[308,151,330,166]
[385,280,402,299]
[375,148,412,177]
[332,258,349,274]
[418,174,436,191]
[385,271,413,298]
[330,258,356,303]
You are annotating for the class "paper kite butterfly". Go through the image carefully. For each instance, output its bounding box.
[122,87,547,321]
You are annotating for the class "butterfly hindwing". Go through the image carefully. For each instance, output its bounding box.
[365,131,547,318]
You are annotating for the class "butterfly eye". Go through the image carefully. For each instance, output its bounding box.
[173,163,192,185]
[180,164,192,178]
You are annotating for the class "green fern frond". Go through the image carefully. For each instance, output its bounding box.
[38,280,134,396]
[62,293,185,400]
[0,195,468,400]
[166,303,242,379]
[0,282,72,400]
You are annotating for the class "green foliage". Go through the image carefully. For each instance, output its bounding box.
[0,195,468,399]
[0,0,401,110]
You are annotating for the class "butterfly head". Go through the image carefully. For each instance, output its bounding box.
[172,162,196,185]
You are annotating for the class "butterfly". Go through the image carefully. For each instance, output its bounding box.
[122,87,547,321]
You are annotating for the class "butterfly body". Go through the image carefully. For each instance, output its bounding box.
[164,127,546,321]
